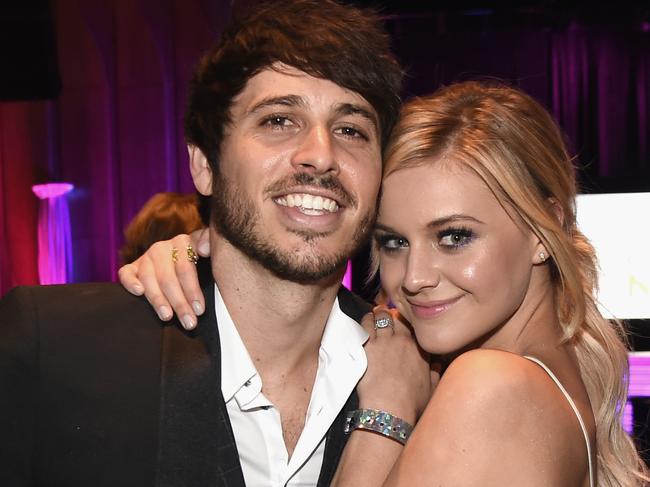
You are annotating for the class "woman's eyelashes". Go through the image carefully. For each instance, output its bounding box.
[437,226,475,249]
[375,233,409,252]
[375,226,475,253]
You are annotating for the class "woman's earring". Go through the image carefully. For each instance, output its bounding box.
[539,251,547,262]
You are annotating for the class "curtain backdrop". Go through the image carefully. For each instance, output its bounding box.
[1,3,649,297]
[0,0,231,295]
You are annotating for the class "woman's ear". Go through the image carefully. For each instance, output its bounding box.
[533,241,550,265]
[188,145,212,196]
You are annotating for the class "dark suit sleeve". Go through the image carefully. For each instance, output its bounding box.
[0,287,39,486]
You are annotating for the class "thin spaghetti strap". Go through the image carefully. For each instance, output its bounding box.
[523,355,594,487]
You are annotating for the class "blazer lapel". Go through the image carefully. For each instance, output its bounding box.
[316,287,371,487]
[156,260,245,487]
[156,269,371,487]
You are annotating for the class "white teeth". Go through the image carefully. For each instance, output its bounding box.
[275,193,339,213]
[313,196,323,210]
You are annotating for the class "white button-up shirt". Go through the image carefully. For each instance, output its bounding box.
[215,284,368,487]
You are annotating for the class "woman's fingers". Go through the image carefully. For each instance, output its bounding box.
[118,260,144,296]
[359,304,432,423]
[117,231,210,330]
[148,236,201,329]
[171,233,206,318]
[367,306,396,337]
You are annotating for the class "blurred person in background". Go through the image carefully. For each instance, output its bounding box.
[120,192,203,265]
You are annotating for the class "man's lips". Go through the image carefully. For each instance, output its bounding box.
[266,173,355,209]
[407,295,463,319]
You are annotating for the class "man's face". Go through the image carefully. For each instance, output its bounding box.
[209,65,382,282]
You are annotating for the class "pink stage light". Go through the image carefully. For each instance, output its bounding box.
[628,352,650,398]
[622,401,634,435]
[622,352,650,435]
[32,182,74,199]
[32,182,75,285]
[342,260,352,291]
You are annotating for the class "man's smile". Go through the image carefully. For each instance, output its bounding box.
[274,193,340,214]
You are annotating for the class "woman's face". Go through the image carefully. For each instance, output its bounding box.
[376,161,540,354]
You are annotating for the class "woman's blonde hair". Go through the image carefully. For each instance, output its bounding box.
[379,81,648,486]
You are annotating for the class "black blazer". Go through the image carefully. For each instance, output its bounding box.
[0,268,371,487]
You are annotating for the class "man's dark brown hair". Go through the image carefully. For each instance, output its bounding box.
[184,0,403,172]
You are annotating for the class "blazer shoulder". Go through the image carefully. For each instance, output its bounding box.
[2,282,159,329]
[4,281,138,302]
[337,286,372,323]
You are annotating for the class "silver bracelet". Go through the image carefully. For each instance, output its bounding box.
[344,408,413,445]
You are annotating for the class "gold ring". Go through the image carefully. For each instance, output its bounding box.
[171,247,179,264]
[186,245,199,265]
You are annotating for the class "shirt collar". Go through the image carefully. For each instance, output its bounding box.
[215,284,259,405]
[215,284,369,404]
[319,296,369,365]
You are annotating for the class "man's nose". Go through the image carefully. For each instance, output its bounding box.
[291,125,339,175]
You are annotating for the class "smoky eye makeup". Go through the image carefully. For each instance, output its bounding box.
[374,232,409,252]
[436,226,475,249]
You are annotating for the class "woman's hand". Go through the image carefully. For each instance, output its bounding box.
[358,306,438,425]
[117,228,210,330]
[331,307,438,487]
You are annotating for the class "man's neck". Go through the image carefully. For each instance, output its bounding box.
[210,233,344,374]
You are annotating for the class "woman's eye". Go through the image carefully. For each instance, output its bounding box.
[376,234,408,252]
[438,228,474,248]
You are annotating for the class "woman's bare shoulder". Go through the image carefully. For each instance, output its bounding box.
[384,349,589,486]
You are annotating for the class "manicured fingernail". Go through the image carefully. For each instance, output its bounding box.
[182,314,196,330]
[132,284,143,295]
[192,300,204,315]
[158,306,172,320]
[199,242,210,256]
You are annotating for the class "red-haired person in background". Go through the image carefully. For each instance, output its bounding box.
[120,192,203,265]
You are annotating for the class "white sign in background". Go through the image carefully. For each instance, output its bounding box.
[576,193,650,320]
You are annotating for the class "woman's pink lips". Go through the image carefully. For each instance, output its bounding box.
[408,295,463,319]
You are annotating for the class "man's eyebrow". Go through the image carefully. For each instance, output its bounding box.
[246,95,305,115]
[335,103,378,130]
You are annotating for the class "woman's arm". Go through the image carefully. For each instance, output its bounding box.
[331,309,436,487]
[384,349,589,487]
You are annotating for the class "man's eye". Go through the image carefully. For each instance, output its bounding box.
[438,228,474,248]
[375,234,408,252]
[335,126,368,140]
[262,116,294,129]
